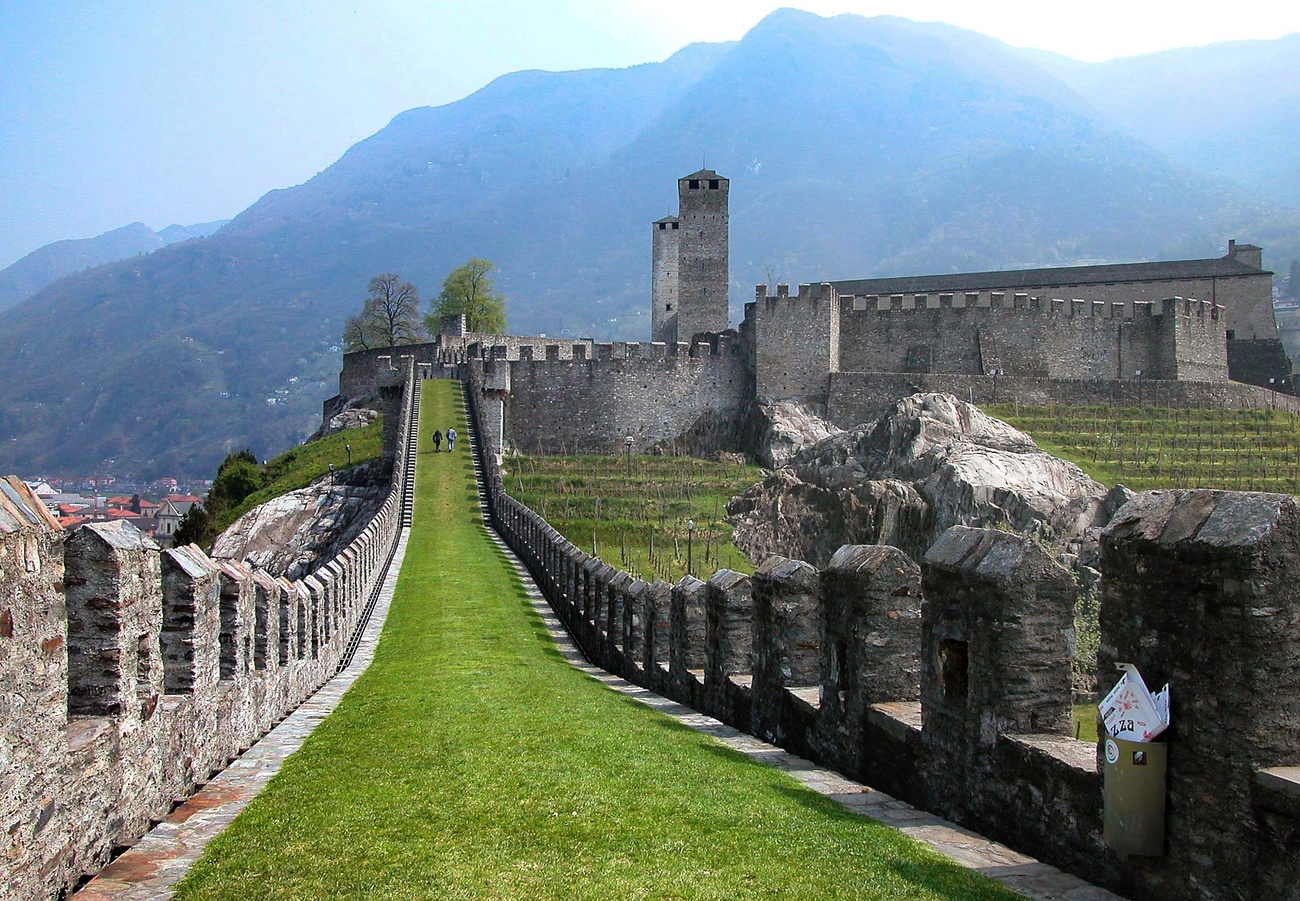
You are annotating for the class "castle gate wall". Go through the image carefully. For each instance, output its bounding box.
[486,340,747,454]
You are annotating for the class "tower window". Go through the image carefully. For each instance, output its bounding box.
[658,223,665,230]
[709,179,719,189]
[666,304,673,311]
[688,179,699,189]
[672,222,679,229]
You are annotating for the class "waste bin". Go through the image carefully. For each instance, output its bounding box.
[1103,733,1167,856]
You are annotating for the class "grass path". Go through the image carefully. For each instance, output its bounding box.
[173,380,1021,900]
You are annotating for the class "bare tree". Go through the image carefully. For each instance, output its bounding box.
[342,273,427,351]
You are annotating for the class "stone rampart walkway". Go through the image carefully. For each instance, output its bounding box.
[479,498,1124,901]
[71,529,410,901]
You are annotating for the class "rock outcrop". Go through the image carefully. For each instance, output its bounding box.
[745,401,842,469]
[729,393,1122,567]
[211,461,387,580]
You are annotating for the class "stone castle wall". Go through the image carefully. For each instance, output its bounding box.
[467,375,1300,899]
[750,284,839,404]
[467,336,748,454]
[752,284,1227,385]
[994,269,1277,342]
[2,364,417,901]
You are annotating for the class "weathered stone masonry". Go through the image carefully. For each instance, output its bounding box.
[1,363,416,901]
[465,380,1300,901]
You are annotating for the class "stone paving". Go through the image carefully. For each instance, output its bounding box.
[71,529,410,901]
[485,523,1126,901]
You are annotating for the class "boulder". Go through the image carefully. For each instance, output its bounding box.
[729,393,1115,567]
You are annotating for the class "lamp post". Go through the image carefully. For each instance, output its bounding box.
[625,435,634,477]
[686,518,695,576]
[346,444,352,467]
[328,463,335,486]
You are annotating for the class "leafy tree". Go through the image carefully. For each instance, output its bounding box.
[209,455,262,510]
[174,449,264,548]
[426,258,507,335]
[130,493,141,514]
[342,273,427,351]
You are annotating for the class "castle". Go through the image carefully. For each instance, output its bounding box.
[330,169,1296,458]
[5,170,1299,900]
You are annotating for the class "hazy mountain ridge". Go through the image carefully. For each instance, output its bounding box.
[0,219,228,312]
[1028,34,1300,206]
[1,9,1295,478]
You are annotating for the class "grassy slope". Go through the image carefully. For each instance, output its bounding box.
[212,421,383,533]
[173,380,1022,901]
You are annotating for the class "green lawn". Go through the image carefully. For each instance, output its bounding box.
[173,380,1023,900]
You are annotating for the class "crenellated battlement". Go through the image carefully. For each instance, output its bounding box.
[465,369,1300,901]
[742,280,1230,391]
[753,282,1225,324]
[2,362,419,901]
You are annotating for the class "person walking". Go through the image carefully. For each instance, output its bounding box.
[432,429,442,452]
[446,427,456,452]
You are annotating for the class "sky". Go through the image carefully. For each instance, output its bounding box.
[2,0,1299,269]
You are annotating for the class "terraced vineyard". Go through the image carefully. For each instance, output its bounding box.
[506,452,763,581]
[984,403,1300,493]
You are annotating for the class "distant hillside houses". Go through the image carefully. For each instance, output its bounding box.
[22,480,199,544]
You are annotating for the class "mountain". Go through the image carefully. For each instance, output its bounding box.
[1,9,1295,479]
[1028,35,1300,208]
[0,220,228,312]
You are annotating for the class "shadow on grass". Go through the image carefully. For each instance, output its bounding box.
[887,859,1025,900]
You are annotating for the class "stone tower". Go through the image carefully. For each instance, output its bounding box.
[651,216,680,344]
[652,169,729,345]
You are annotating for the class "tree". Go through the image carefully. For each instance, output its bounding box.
[342,273,427,351]
[172,502,213,547]
[426,258,507,335]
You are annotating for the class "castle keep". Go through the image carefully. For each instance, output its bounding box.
[651,169,730,345]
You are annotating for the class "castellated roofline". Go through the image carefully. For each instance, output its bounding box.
[753,283,1224,323]
[473,335,737,364]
